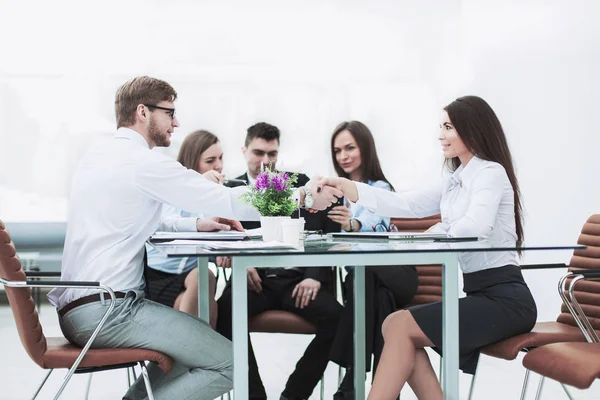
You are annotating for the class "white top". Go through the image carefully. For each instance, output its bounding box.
[48,128,259,309]
[354,156,519,273]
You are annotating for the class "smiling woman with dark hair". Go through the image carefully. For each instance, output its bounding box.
[319,97,536,400]
[327,121,418,399]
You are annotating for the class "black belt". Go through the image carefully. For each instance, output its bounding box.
[58,292,127,317]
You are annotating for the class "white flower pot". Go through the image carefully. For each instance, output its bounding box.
[260,216,291,242]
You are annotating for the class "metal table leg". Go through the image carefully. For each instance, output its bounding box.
[197,257,210,323]
[354,265,366,399]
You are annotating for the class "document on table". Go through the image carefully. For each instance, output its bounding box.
[154,240,297,250]
[151,230,261,241]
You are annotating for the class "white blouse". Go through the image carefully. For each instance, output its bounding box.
[354,156,519,273]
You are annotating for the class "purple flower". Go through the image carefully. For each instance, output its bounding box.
[282,173,289,181]
[271,174,287,191]
[255,173,270,191]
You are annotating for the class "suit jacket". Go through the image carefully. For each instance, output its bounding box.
[226,171,341,283]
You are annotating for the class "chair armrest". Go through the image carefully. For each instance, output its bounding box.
[558,270,600,343]
[1,277,100,289]
[569,269,600,279]
[521,263,568,270]
[24,271,61,278]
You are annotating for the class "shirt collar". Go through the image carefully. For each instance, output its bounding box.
[448,156,484,190]
[115,127,151,149]
[246,171,256,186]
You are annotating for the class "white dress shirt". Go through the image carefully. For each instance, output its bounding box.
[355,156,519,273]
[48,128,259,309]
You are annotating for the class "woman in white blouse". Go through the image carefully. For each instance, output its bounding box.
[319,96,537,399]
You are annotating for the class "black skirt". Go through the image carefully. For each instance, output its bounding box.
[144,266,192,307]
[409,265,537,374]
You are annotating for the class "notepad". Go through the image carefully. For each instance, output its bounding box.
[151,231,251,242]
[329,231,448,241]
[155,240,297,250]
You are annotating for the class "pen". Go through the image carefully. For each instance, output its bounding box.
[224,178,247,185]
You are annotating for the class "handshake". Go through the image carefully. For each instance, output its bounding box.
[301,176,357,211]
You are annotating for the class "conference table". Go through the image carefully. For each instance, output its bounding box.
[151,236,582,400]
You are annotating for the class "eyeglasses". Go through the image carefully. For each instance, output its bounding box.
[373,222,398,233]
[144,104,176,119]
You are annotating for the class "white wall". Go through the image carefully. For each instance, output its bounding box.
[1,0,599,319]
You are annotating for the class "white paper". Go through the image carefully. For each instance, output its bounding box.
[151,231,250,241]
[154,239,296,250]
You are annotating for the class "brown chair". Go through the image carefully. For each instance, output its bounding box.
[523,342,600,393]
[468,215,600,400]
[391,215,443,307]
[0,220,174,400]
[519,268,600,399]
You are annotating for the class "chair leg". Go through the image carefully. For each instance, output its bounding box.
[534,376,546,400]
[467,362,479,400]
[127,367,132,388]
[31,369,53,400]
[132,365,138,381]
[560,383,574,400]
[519,369,532,400]
[320,373,325,400]
[84,374,93,400]
[140,361,155,400]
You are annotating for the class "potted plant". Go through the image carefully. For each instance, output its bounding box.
[244,166,298,241]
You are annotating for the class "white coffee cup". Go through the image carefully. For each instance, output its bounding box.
[281,218,305,247]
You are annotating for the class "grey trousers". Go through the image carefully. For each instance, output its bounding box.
[58,290,232,400]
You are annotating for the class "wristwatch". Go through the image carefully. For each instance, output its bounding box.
[303,186,315,208]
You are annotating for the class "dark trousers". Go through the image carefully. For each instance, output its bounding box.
[330,265,419,374]
[216,269,342,399]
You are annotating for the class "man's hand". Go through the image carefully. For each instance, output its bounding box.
[203,170,226,184]
[247,267,263,293]
[217,256,231,268]
[305,176,344,211]
[209,217,244,232]
[196,218,233,232]
[291,278,321,309]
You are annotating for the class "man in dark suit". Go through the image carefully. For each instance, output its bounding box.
[218,122,342,400]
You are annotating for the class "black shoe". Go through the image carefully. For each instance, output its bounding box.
[333,388,355,400]
[280,390,307,400]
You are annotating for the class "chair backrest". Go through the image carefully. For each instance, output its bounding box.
[557,214,600,329]
[249,267,337,334]
[0,220,48,367]
[391,215,442,306]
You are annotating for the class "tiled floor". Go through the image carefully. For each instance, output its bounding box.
[1,303,599,400]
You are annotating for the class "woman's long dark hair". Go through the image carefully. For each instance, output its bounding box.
[444,96,523,243]
[177,130,220,173]
[330,121,394,191]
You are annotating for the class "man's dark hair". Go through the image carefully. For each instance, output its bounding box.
[245,122,280,147]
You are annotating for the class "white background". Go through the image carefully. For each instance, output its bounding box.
[1,0,600,321]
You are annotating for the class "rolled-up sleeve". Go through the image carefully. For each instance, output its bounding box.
[156,205,198,232]
[353,181,391,231]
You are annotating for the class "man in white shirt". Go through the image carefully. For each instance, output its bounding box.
[48,76,341,400]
